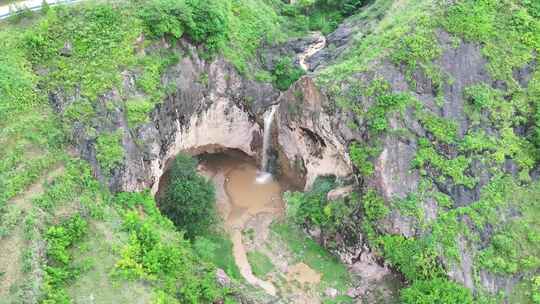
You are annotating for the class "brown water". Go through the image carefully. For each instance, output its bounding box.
[198,153,284,295]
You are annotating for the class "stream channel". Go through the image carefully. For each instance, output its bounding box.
[198,152,285,295]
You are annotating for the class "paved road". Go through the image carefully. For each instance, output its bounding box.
[0,0,81,20]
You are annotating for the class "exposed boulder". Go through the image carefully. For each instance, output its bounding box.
[327,185,355,201]
[216,269,232,287]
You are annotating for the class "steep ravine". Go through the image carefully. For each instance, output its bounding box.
[52,27,399,301]
[53,5,539,302]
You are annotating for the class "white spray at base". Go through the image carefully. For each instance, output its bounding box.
[256,105,278,184]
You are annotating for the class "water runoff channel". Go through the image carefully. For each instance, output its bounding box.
[192,32,326,298]
[198,33,327,298]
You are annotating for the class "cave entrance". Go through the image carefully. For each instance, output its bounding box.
[156,148,288,294]
[197,151,285,228]
[156,149,288,216]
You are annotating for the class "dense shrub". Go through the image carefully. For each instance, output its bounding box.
[285,176,335,227]
[42,215,88,304]
[95,130,124,175]
[380,235,442,282]
[186,0,230,54]
[400,278,474,304]
[316,0,365,17]
[272,57,305,91]
[139,0,230,54]
[285,177,361,246]
[160,154,216,239]
[362,189,389,222]
[46,216,88,265]
[114,209,229,303]
[138,0,191,38]
[349,142,379,176]
[289,0,366,33]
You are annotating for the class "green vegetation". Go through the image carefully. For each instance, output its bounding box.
[285,177,361,248]
[413,138,476,188]
[349,142,379,176]
[113,191,234,303]
[443,0,540,86]
[1,0,540,302]
[194,234,242,281]
[366,82,412,133]
[159,154,217,239]
[272,57,305,91]
[42,215,88,304]
[246,251,274,278]
[379,235,442,282]
[125,98,155,128]
[400,278,473,304]
[272,222,352,292]
[362,189,389,223]
[416,111,458,144]
[278,0,366,35]
[95,131,124,175]
[138,0,191,39]
[476,181,540,275]
[24,3,141,101]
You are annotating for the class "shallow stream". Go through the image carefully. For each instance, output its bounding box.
[198,152,285,295]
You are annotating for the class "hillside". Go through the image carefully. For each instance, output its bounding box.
[0,0,539,303]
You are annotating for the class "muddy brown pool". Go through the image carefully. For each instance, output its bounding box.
[197,153,286,295]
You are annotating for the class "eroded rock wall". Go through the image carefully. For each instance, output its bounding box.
[52,40,279,194]
[275,77,353,190]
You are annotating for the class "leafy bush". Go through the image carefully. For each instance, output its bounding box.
[379,235,442,282]
[160,154,216,239]
[533,276,540,304]
[349,142,378,176]
[413,138,476,188]
[285,177,362,249]
[391,23,442,81]
[285,176,335,228]
[400,278,473,304]
[114,210,230,303]
[417,111,459,144]
[138,0,191,38]
[186,0,230,54]
[125,98,155,128]
[362,189,389,222]
[272,57,305,91]
[95,130,124,175]
[288,0,366,33]
[42,215,89,304]
[139,0,231,55]
[46,215,88,265]
[364,80,412,133]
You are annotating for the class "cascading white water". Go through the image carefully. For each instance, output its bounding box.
[256,105,278,184]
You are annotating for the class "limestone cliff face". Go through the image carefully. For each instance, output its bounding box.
[51,40,278,194]
[271,20,537,299]
[128,42,280,194]
[275,76,353,190]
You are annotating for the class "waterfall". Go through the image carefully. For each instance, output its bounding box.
[256,105,278,184]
